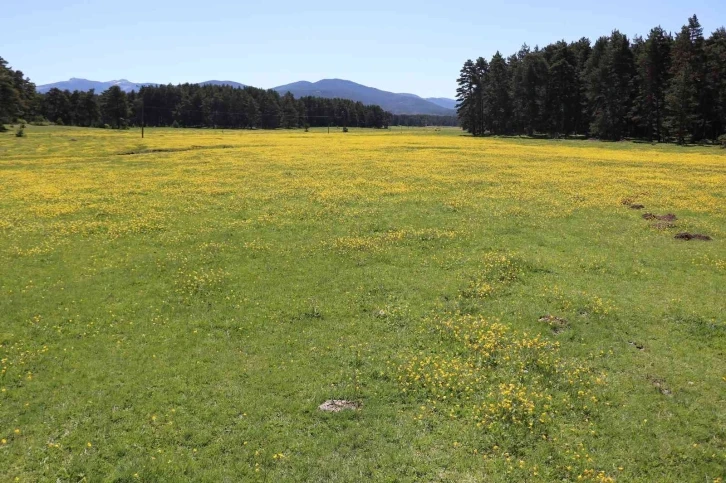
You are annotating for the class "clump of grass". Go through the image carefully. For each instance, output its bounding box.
[460,251,523,299]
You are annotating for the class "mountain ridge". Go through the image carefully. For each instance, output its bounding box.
[36,78,157,93]
[272,79,454,115]
[425,97,457,110]
[36,78,456,115]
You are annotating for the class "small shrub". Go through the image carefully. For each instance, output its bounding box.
[0,124,7,133]
[718,134,726,149]
[55,117,64,126]
[342,127,349,133]
[15,126,25,137]
[304,123,310,132]
[172,120,180,128]
[102,124,110,129]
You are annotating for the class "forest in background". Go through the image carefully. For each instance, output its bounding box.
[0,68,396,130]
[5,14,726,141]
[2,60,459,129]
[456,15,726,143]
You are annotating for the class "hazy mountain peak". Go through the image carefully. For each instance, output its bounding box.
[273,79,455,115]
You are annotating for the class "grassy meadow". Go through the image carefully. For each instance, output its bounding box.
[0,125,724,482]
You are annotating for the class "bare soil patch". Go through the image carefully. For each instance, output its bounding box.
[628,340,645,351]
[674,232,712,241]
[648,376,672,396]
[117,144,235,156]
[318,400,360,412]
[539,315,569,334]
[643,213,677,221]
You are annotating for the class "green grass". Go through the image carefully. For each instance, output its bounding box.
[0,125,724,482]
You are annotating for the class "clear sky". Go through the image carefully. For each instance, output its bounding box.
[4,0,725,98]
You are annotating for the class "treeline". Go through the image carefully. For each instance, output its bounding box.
[389,114,458,127]
[457,15,726,143]
[0,57,36,128]
[1,56,457,131]
[0,60,393,129]
[126,84,391,129]
[41,85,392,129]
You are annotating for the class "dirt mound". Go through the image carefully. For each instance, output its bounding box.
[318,400,359,412]
[621,198,645,208]
[643,213,677,221]
[628,341,645,351]
[539,315,569,333]
[674,232,712,241]
[649,376,672,396]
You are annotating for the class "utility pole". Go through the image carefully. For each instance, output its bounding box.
[136,84,145,139]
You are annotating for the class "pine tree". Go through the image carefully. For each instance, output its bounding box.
[586,31,635,140]
[0,56,29,123]
[511,49,548,136]
[240,91,260,128]
[80,90,100,126]
[456,59,478,135]
[0,66,21,123]
[279,92,298,128]
[666,20,701,144]
[44,88,73,125]
[545,42,579,136]
[258,90,281,129]
[474,57,489,135]
[570,38,592,135]
[687,16,710,140]
[633,27,672,141]
[507,48,525,134]
[486,52,511,134]
[100,86,129,129]
[705,28,726,138]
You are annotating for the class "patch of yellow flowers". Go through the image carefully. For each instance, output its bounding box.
[2,128,724,261]
[397,313,599,428]
[396,252,613,478]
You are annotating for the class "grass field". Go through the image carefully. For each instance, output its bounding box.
[0,125,724,482]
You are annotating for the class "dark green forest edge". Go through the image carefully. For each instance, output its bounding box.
[457,15,726,144]
[0,62,455,130]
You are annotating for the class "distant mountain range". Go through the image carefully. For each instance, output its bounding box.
[36,78,455,115]
[272,79,455,115]
[35,78,156,94]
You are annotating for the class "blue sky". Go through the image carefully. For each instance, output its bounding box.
[4,0,725,98]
